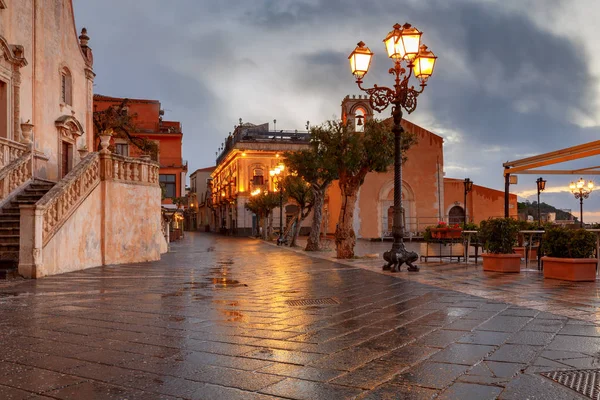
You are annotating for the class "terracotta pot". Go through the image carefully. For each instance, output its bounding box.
[431,227,462,239]
[482,253,521,273]
[514,247,538,260]
[542,256,597,282]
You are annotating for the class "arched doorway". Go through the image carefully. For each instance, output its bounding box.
[448,205,464,225]
[379,181,415,237]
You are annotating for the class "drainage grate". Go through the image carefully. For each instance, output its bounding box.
[540,369,600,399]
[286,298,339,307]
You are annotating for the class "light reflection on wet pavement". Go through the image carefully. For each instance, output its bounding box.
[0,232,597,399]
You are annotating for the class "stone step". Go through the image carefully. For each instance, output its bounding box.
[23,189,50,197]
[0,227,19,235]
[29,184,53,191]
[0,267,18,280]
[16,193,45,201]
[2,207,20,214]
[0,235,19,245]
[0,244,19,252]
[0,217,20,226]
[11,199,37,206]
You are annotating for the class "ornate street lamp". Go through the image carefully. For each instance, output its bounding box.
[536,177,546,226]
[463,178,473,228]
[270,163,286,245]
[348,23,437,272]
[569,177,593,228]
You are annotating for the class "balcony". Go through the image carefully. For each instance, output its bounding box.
[216,129,310,165]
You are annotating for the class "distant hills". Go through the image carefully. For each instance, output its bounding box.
[517,201,576,222]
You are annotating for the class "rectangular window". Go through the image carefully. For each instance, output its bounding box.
[160,174,176,198]
[252,175,264,185]
[0,80,7,139]
[61,141,73,178]
[61,73,72,106]
[115,143,129,157]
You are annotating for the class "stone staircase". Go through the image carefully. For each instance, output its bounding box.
[0,180,54,279]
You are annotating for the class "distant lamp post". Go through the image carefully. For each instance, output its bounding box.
[569,177,593,228]
[349,23,437,272]
[270,163,286,245]
[536,177,546,226]
[463,178,473,228]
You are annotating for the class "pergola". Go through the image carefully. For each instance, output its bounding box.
[503,140,600,217]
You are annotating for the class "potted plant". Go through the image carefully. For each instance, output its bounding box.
[430,221,462,239]
[540,227,597,281]
[480,218,521,272]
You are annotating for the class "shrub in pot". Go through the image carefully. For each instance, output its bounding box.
[479,218,521,272]
[540,227,597,281]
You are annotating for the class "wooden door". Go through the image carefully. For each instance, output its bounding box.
[61,141,72,178]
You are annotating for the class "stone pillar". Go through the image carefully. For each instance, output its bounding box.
[12,67,21,142]
[18,205,43,278]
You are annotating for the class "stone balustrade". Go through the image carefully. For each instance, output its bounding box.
[0,137,28,169]
[0,152,31,201]
[35,152,159,246]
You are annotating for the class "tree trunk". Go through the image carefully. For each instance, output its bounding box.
[335,180,359,259]
[306,187,325,251]
[268,211,274,239]
[261,214,268,240]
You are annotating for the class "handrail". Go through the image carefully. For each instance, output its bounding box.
[0,152,32,200]
[37,153,101,245]
[0,137,28,169]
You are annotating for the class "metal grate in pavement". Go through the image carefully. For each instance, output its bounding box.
[540,369,600,399]
[286,298,339,306]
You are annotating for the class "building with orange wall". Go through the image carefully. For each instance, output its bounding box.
[93,95,187,204]
[444,178,518,225]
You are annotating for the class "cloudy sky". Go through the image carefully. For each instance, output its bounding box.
[73,0,600,220]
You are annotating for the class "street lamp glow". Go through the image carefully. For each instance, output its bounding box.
[348,41,373,78]
[413,45,437,83]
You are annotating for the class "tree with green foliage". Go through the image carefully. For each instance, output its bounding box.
[322,119,416,258]
[284,126,339,251]
[281,175,314,247]
[244,191,282,240]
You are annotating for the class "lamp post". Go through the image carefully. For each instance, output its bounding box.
[348,23,437,272]
[270,163,286,245]
[569,177,593,228]
[463,178,473,228]
[536,177,546,226]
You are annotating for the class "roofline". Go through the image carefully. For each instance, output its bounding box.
[94,94,161,104]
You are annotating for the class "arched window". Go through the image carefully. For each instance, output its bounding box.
[449,206,464,225]
[354,107,366,132]
[60,67,72,106]
[252,168,264,185]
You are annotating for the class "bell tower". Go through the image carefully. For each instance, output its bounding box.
[341,95,374,132]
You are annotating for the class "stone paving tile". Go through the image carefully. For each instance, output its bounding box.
[547,334,600,353]
[437,382,503,400]
[258,363,345,382]
[358,383,439,399]
[457,330,511,346]
[391,361,470,389]
[477,316,533,333]
[259,377,363,399]
[2,367,87,395]
[429,343,496,365]
[499,373,585,399]
[486,344,543,364]
[45,380,162,400]
[0,384,39,400]
[413,329,468,349]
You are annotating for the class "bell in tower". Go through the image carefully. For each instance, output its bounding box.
[341,94,374,131]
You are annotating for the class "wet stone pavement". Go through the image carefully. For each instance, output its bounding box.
[0,233,599,399]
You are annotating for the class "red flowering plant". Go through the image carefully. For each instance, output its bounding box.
[436,221,447,228]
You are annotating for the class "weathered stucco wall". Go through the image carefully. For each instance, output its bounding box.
[41,186,102,276]
[103,182,163,265]
[2,0,93,180]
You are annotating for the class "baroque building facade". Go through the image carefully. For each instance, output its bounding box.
[0,1,165,278]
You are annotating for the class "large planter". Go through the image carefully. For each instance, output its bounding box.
[420,242,464,257]
[482,253,521,273]
[514,247,538,260]
[542,257,597,282]
[431,228,462,239]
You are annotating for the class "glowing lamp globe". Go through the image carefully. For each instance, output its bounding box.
[413,45,437,82]
[348,41,373,78]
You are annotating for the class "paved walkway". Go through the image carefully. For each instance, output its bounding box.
[0,233,598,399]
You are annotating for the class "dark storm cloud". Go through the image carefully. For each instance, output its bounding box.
[73,0,600,216]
